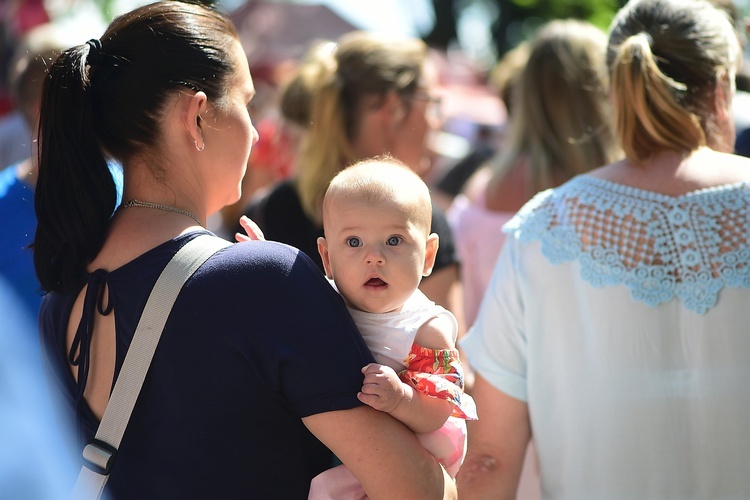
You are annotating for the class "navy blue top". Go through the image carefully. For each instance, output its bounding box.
[39,232,374,499]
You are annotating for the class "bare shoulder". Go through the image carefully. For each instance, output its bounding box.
[681,149,750,188]
[586,149,750,196]
[414,314,456,350]
[484,158,531,213]
[710,150,750,181]
[463,166,493,201]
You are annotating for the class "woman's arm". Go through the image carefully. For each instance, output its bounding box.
[303,405,457,499]
[455,374,530,499]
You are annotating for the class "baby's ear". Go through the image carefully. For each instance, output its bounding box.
[317,237,333,279]
[422,233,439,277]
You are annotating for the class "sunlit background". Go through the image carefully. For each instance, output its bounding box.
[3,0,750,162]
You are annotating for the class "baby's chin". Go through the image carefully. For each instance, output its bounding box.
[344,298,403,315]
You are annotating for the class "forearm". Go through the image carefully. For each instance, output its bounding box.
[455,375,530,499]
[389,383,454,433]
[456,449,519,500]
[304,406,457,499]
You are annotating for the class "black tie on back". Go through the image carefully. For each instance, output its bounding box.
[69,269,114,412]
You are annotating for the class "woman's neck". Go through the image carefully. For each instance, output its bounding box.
[589,147,750,196]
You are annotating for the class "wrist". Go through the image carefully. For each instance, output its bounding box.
[387,383,412,416]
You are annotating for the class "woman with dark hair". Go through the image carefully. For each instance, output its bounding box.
[33,2,456,498]
[458,0,750,497]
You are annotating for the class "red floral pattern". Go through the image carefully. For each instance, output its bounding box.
[401,344,478,420]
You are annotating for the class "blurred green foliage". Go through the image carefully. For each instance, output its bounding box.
[426,0,627,57]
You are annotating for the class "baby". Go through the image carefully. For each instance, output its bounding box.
[310,157,477,498]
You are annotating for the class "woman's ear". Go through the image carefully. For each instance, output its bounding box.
[714,71,733,122]
[377,91,406,126]
[712,71,737,153]
[184,91,208,150]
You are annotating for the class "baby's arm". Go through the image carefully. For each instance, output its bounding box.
[358,315,456,434]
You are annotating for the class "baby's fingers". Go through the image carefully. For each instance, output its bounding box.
[237,215,265,241]
[357,391,385,410]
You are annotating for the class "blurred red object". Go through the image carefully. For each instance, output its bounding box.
[250,115,297,180]
[5,0,50,36]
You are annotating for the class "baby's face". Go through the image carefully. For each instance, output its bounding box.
[319,196,431,314]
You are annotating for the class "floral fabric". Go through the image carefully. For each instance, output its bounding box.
[401,344,478,420]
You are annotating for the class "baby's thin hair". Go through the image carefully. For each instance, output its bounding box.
[324,156,433,234]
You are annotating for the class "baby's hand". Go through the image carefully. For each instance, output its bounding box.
[235,215,265,242]
[358,363,405,414]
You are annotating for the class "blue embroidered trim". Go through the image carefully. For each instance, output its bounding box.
[505,175,750,314]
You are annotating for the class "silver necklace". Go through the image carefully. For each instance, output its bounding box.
[121,199,204,228]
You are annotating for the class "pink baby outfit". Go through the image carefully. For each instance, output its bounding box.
[308,289,477,499]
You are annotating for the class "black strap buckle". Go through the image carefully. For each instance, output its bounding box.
[82,438,117,475]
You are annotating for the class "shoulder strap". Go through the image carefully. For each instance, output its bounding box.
[71,234,231,499]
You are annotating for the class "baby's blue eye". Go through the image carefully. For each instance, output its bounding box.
[387,236,402,246]
[347,237,362,248]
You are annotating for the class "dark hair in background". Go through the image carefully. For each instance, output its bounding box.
[34,1,239,293]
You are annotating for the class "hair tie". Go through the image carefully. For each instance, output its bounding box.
[632,32,653,49]
[86,38,103,66]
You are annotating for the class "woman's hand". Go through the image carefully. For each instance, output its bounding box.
[235,215,265,242]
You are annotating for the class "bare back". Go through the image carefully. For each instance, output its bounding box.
[65,215,200,420]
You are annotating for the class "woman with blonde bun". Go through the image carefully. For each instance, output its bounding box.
[458,0,750,497]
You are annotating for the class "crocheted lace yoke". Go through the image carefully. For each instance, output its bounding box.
[505,175,750,314]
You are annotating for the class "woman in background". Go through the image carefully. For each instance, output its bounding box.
[242,32,464,337]
[447,19,620,329]
[458,0,750,497]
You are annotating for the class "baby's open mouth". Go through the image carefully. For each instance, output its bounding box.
[365,277,387,287]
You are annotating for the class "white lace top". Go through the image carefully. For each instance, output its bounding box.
[512,175,750,314]
[462,175,750,498]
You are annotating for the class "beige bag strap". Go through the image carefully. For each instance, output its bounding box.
[71,234,231,499]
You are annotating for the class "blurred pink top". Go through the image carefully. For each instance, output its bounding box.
[447,189,513,328]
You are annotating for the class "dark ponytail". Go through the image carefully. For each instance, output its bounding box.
[34,44,117,293]
[34,1,239,293]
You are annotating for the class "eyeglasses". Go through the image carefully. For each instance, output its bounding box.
[409,92,443,122]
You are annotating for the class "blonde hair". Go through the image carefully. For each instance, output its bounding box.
[489,19,620,193]
[488,40,531,117]
[323,157,433,236]
[607,0,740,163]
[280,31,428,223]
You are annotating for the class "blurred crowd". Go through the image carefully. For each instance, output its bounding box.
[4,0,750,498]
